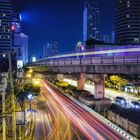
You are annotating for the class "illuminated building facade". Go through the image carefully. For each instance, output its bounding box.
[0,0,12,52]
[12,14,28,67]
[115,0,140,44]
[43,40,59,57]
[83,0,100,44]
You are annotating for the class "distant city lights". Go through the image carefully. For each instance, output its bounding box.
[32,56,37,62]
[2,54,6,58]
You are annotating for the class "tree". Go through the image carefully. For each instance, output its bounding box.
[109,75,128,90]
[15,81,40,109]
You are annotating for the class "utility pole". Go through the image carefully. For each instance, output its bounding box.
[8,53,16,140]
[1,73,8,140]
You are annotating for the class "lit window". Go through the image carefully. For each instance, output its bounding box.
[3,14,6,16]
[128,25,130,28]
[134,38,139,42]
[126,14,130,18]
[3,27,5,32]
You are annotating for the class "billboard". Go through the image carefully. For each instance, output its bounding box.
[16,111,25,125]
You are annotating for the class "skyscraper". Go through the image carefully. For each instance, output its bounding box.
[43,43,51,57]
[0,0,12,52]
[115,0,140,44]
[51,40,59,56]
[20,33,28,64]
[99,32,115,44]
[83,0,100,44]
[12,14,29,66]
[43,40,59,57]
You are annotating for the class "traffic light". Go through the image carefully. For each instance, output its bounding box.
[11,25,15,31]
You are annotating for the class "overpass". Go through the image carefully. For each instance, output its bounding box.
[28,46,140,99]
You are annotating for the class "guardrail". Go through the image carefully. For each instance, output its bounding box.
[32,55,140,66]
[108,111,140,138]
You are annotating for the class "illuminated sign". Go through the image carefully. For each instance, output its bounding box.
[17,60,23,69]
[16,111,25,125]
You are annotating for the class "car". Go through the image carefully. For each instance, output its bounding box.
[130,101,140,109]
[115,96,127,105]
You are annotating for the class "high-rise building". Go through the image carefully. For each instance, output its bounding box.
[115,0,140,44]
[12,14,28,67]
[99,32,115,44]
[75,42,85,52]
[20,33,28,64]
[83,0,100,44]
[43,43,51,57]
[0,0,12,52]
[43,40,59,57]
[51,40,59,56]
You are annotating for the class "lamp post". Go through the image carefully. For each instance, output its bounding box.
[27,94,33,110]
[0,73,8,140]
[27,94,34,125]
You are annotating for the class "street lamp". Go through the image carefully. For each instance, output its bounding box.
[32,79,40,86]
[27,94,33,110]
[26,69,33,80]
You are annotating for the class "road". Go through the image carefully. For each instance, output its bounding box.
[63,78,140,101]
[32,80,126,140]
[33,81,87,140]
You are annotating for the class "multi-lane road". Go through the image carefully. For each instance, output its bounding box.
[64,78,140,102]
[33,81,87,140]
[32,80,126,140]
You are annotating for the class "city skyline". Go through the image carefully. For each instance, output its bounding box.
[12,0,114,57]
[0,1,140,140]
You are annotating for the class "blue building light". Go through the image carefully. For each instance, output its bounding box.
[19,14,22,21]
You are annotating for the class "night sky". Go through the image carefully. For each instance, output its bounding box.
[12,0,114,58]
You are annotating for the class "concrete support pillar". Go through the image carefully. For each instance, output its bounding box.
[77,73,85,90]
[93,74,105,99]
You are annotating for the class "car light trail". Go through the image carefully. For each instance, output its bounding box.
[40,80,126,140]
